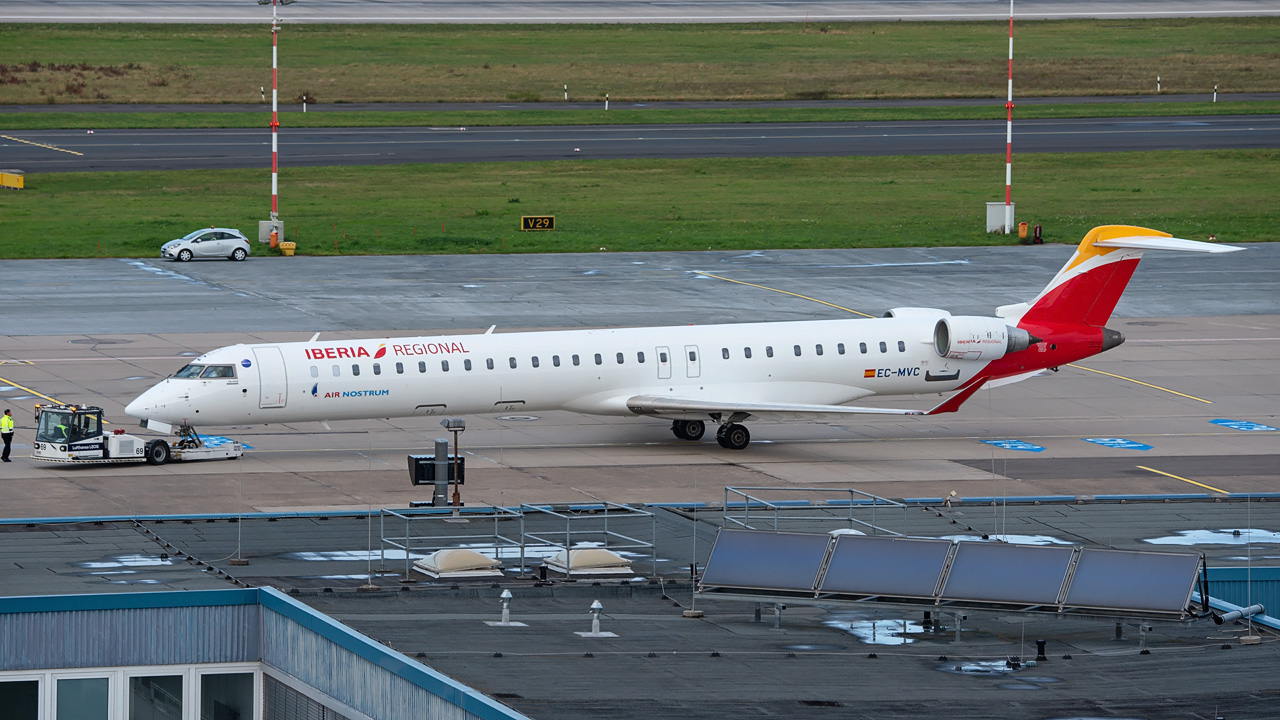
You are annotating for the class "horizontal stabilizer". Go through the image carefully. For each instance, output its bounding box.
[1092,236,1243,253]
[626,395,924,419]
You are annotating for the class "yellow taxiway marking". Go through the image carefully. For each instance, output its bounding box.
[0,375,66,405]
[1137,465,1230,495]
[1,134,84,156]
[691,271,877,318]
[1067,363,1213,404]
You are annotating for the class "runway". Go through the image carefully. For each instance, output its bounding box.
[0,246,1275,519]
[5,115,1279,173]
[2,0,1276,23]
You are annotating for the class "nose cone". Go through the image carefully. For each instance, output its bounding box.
[126,384,166,421]
[124,393,150,420]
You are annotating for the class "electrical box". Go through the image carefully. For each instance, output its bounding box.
[408,454,465,486]
[258,220,284,244]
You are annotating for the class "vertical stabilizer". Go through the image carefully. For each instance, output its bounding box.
[1011,225,1240,328]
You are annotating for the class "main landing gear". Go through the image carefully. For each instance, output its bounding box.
[670,419,752,450]
[670,420,706,441]
[715,423,751,450]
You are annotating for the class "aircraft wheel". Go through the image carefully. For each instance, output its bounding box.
[716,423,750,450]
[145,439,171,465]
[683,420,705,441]
[671,420,706,441]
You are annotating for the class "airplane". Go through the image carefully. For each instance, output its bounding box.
[125,225,1240,462]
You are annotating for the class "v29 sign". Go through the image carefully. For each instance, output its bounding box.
[521,215,555,231]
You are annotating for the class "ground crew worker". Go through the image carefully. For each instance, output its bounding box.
[1,409,14,462]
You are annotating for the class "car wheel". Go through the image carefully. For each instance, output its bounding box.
[231,248,247,261]
[177,249,193,262]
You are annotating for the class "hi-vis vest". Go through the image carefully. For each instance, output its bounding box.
[0,415,13,433]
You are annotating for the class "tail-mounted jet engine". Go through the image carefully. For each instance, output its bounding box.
[934,316,1037,362]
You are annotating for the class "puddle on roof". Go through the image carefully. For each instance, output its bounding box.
[1143,529,1280,546]
[822,611,925,645]
[938,660,1017,676]
[75,554,175,569]
[938,534,1074,546]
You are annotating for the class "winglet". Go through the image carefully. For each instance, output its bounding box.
[926,377,988,415]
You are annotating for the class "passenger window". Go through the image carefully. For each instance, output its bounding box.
[616,352,624,364]
[332,365,340,377]
[637,351,645,363]
[838,343,845,355]
[486,358,495,370]
[442,360,450,372]
[310,365,318,378]
[659,352,668,363]
[553,355,561,367]
[879,342,888,353]
[573,354,581,366]
[860,342,868,354]
[722,348,730,360]
[509,357,517,369]
[532,356,540,368]
[816,344,824,356]
[372,363,381,375]
[595,353,603,365]
[766,346,774,358]
[464,359,472,371]
[688,350,696,361]
[396,362,404,374]
[352,364,361,376]
[419,361,427,373]
[744,347,752,359]
[794,345,802,357]
[898,341,906,352]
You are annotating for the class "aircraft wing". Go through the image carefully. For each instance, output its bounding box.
[626,395,926,420]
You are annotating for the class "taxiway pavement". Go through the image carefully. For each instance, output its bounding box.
[5,115,1279,173]
[0,247,1275,519]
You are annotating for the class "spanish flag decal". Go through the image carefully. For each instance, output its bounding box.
[864,369,876,378]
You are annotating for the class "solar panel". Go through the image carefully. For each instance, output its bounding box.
[701,529,830,592]
[940,542,1074,606]
[1063,548,1201,613]
[819,535,952,598]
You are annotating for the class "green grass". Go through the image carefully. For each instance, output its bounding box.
[2,150,1273,258]
[2,19,1278,105]
[3,100,1278,131]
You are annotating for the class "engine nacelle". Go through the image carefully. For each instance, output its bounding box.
[934,316,1035,361]
[883,307,952,320]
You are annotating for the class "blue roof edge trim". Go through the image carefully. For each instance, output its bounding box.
[258,588,531,720]
[0,588,259,615]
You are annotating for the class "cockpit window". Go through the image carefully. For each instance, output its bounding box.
[173,364,205,378]
[200,365,236,379]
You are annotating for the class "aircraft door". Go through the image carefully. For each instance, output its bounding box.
[656,346,671,380]
[253,346,288,408]
[684,345,701,378]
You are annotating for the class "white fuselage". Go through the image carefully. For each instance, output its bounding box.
[126,316,983,428]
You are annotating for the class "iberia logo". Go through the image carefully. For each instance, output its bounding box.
[373,343,387,359]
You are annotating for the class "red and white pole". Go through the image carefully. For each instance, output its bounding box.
[270,0,280,220]
[1004,0,1014,234]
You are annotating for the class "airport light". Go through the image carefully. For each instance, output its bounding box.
[1003,0,1015,234]
[257,0,295,221]
[441,418,465,507]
